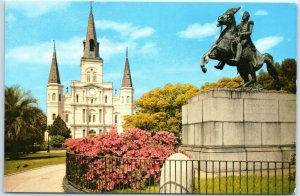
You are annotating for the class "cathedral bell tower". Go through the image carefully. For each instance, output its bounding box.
[80,3,103,83]
[118,47,134,132]
[47,40,63,126]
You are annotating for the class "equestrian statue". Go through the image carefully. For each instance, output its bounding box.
[200,6,279,87]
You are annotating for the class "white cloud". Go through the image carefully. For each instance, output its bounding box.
[178,22,218,40]
[6,36,159,67]
[130,27,155,40]
[6,37,83,66]
[7,1,70,18]
[101,39,159,61]
[254,36,283,53]
[95,20,133,38]
[254,10,268,16]
[5,13,16,22]
[95,20,155,40]
[100,37,137,60]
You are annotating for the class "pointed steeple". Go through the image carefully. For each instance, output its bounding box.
[122,47,133,88]
[83,2,100,59]
[48,40,61,84]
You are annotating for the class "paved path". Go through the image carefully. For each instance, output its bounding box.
[4,164,65,193]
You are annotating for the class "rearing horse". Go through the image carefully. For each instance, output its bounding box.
[200,7,279,87]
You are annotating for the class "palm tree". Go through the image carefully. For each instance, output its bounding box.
[5,86,45,159]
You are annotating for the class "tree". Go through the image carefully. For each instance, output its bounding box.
[5,86,46,159]
[48,115,71,139]
[200,76,244,90]
[257,58,296,93]
[50,135,65,148]
[123,83,199,139]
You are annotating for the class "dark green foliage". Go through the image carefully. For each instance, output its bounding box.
[48,115,71,139]
[290,153,296,181]
[257,59,297,93]
[50,135,65,148]
[5,86,47,159]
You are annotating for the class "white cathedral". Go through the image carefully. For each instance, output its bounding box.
[47,5,134,138]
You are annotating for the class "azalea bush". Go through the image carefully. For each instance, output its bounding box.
[64,127,179,191]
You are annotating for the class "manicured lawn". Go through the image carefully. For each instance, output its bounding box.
[194,173,296,194]
[107,173,296,194]
[4,151,66,175]
[114,184,160,194]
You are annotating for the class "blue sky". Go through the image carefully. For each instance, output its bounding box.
[5,1,297,112]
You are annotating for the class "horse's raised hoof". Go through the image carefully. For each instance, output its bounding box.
[200,65,207,73]
[214,65,223,70]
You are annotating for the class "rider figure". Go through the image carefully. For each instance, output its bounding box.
[231,11,254,62]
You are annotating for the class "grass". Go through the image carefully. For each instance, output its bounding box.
[107,173,296,194]
[114,184,160,194]
[194,173,296,194]
[4,151,66,175]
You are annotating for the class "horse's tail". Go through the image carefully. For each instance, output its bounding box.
[261,53,279,80]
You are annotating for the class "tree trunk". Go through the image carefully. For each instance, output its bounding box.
[9,141,19,160]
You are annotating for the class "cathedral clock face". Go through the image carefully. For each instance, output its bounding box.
[88,88,96,96]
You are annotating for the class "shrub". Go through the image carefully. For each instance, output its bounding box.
[50,135,65,148]
[64,127,179,191]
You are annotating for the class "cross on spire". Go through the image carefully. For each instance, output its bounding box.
[53,40,56,51]
[90,1,93,11]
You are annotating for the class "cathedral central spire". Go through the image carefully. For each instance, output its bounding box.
[83,2,100,59]
[48,40,61,84]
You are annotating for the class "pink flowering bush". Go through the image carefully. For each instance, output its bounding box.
[64,127,179,191]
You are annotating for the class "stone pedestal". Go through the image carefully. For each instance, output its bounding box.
[181,89,296,168]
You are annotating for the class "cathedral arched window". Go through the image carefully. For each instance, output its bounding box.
[65,114,69,123]
[52,113,56,120]
[59,94,61,101]
[87,72,91,82]
[83,109,86,123]
[127,96,130,103]
[83,130,86,137]
[93,72,97,82]
[52,93,56,101]
[88,130,96,136]
[99,109,102,123]
[114,115,118,124]
[105,95,108,103]
[89,39,94,51]
[76,94,79,103]
[122,96,124,103]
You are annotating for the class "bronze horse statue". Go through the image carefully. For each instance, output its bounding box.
[200,7,279,87]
